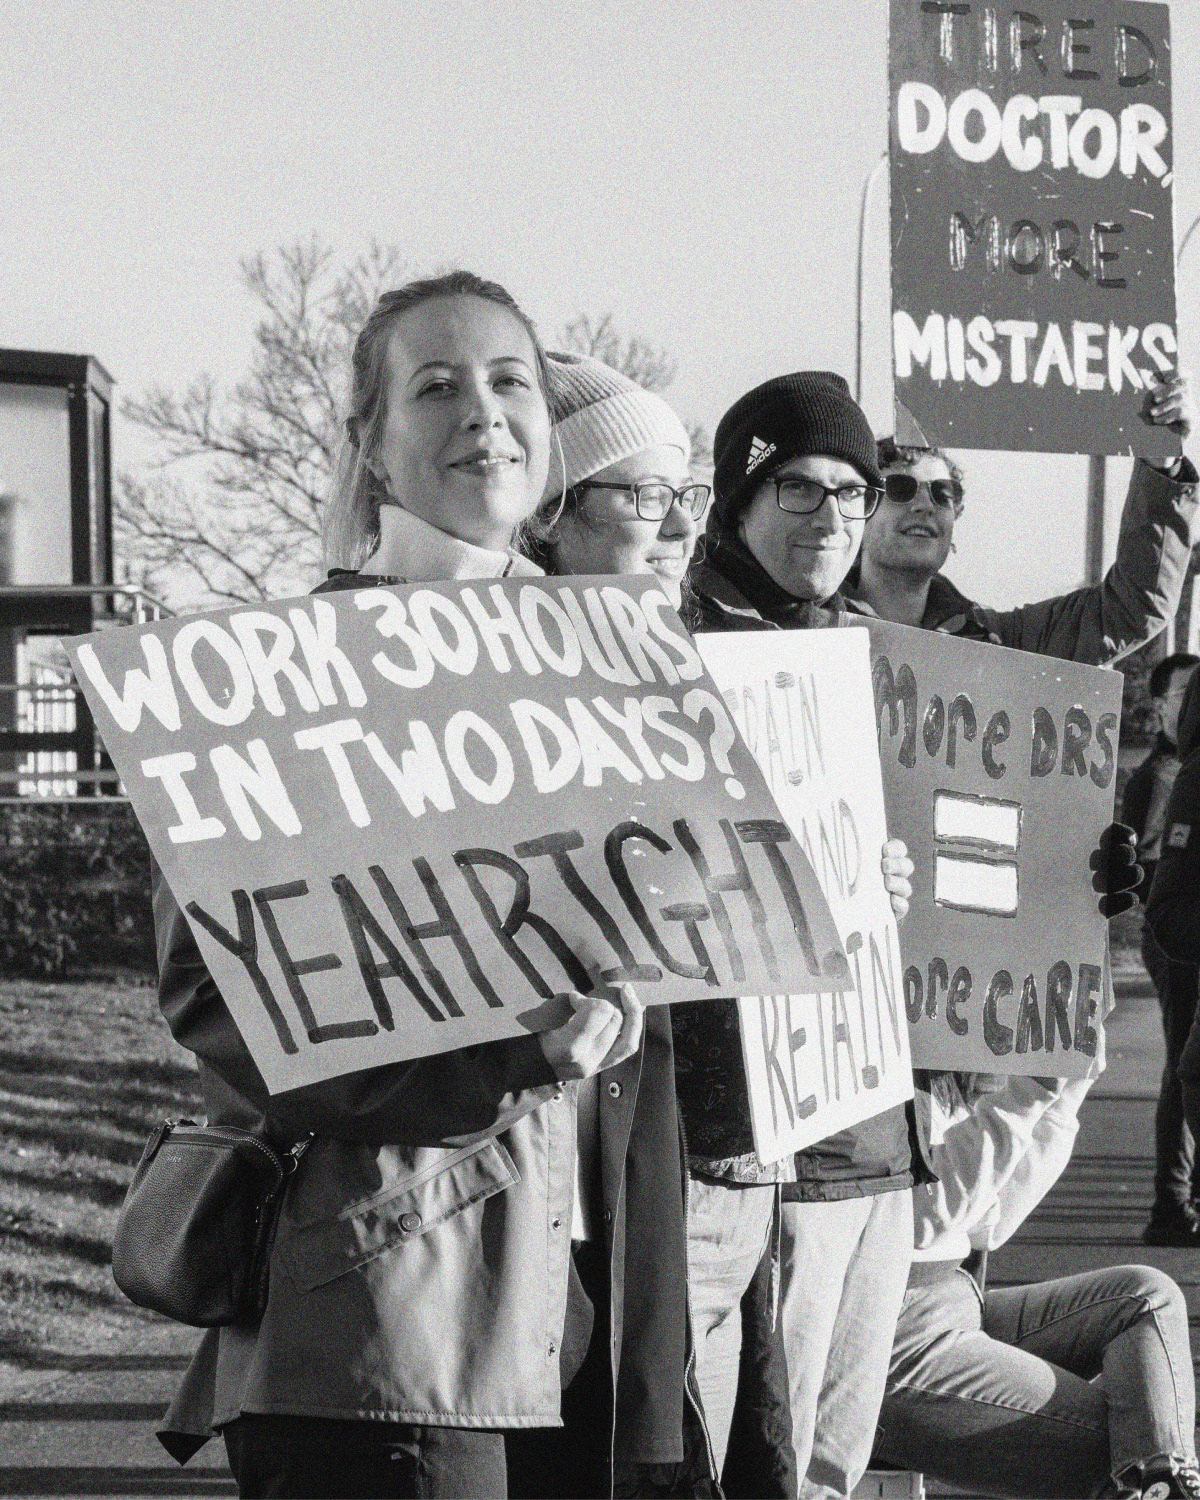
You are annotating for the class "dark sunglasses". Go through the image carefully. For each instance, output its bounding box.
[883,473,965,512]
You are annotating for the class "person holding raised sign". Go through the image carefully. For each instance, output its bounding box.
[835,362,1196,1494]
[846,373,1197,657]
[677,371,924,1499]
[153,273,706,1500]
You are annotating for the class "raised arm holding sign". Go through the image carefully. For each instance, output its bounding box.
[848,387,1198,658]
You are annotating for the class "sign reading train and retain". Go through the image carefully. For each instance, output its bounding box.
[697,631,913,1162]
[863,618,1121,1076]
[67,577,848,1094]
[889,0,1178,460]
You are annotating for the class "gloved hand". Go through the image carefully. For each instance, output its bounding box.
[1089,822,1141,919]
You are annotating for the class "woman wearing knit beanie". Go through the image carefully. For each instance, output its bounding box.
[526,351,709,609]
[506,352,719,1498]
[676,371,919,1500]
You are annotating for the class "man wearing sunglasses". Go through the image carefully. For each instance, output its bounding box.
[847,372,1198,663]
[842,381,1200,1499]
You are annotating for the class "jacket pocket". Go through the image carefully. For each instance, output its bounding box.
[278,1137,519,1293]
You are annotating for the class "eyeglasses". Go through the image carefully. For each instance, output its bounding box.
[574,480,711,521]
[771,477,882,519]
[883,473,965,514]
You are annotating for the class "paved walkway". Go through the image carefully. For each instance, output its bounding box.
[0,965,1185,1497]
[0,1329,233,1497]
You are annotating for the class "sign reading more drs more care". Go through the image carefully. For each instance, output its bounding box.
[68,577,847,1094]
[864,618,1121,1077]
[890,1,1178,459]
[697,632,913,1163]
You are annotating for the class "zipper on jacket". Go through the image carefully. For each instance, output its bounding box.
[677,1105,723,1496]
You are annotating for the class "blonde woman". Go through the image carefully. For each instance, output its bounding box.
[155,274,653,1499]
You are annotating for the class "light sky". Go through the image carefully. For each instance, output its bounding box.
[3,0,1198,608]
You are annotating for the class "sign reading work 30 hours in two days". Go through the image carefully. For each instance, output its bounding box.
[864,618,1121,1077]
[890,0,1177,460]
[68,577,847,1094]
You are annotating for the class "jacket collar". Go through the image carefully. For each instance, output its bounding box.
[696,530,849,628]
[844,565,998,641]
[365,505,543,584]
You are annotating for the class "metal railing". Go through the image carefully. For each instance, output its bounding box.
[0,584,173,800]
[0,581,172,626]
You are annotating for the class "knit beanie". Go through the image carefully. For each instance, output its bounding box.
[711,371,882,531]
[542,352,691,504]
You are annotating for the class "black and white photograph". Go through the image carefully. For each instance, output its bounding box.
[3,4,1200,1497]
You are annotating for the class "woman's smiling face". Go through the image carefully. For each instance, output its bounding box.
[374,295,550,550]
[550,445,699,606]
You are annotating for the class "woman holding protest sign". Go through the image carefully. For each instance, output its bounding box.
[152,273,702,1500]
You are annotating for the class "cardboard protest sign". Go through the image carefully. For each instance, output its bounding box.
[890,0,1177,460]
[863,617,1120,1076]
[68,577,847,1093]
[696,631,913,1162]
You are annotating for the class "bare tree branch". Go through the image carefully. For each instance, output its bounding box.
[116,238,405,610]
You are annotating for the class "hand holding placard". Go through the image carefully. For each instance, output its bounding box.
[539,981,645,1080]
[68,576,847,1094]
[882,839,915,922]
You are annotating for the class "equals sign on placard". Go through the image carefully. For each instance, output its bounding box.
[932,792,1022,917]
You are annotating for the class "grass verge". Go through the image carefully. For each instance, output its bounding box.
[0,979,202,1368]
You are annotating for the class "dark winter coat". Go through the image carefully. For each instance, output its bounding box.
[1123,732,1184,904]
[1147,672,1200,1101]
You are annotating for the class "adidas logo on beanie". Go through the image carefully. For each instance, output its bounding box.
[712,372,881,532]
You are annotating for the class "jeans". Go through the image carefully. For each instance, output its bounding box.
[875,1264,1197,1497]
[779,1190,914,1498]
[1145,927,1200,1211]
[722,1244,796,1499]
[686,1176,776,1473]
[223,1413,506,1498]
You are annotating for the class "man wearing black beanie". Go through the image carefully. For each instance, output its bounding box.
[673,371,923,1499]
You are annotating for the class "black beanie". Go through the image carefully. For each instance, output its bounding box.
[711,372,883,531]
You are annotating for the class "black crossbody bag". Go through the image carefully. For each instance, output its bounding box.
[111,1120,310,1327]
